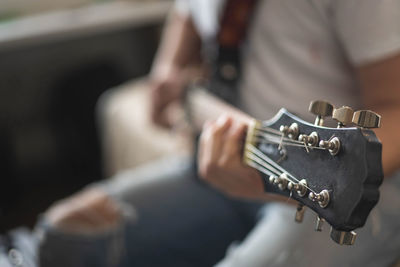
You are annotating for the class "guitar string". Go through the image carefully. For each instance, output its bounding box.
[254,132,303,147]
[244,151,304,191]
[245,148,298,184]
[253,129,327,151]
[245,159,297,203]
[244,150,305,193]
[247,127,319,194]
[254,126,282,136]
[255,132,310,153]
[254,130,304,145]
[244,152,310,199]
[254,129,313,146]
[246,143,299,182]
[245,156,281,179]
[254,126,310,143]
[254,128,315,153]
[245,143,318,194]
[244,151,283,178]
[252,137,326,150]
[245,148,317,195]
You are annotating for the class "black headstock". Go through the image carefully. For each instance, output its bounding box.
[244,106,383,245]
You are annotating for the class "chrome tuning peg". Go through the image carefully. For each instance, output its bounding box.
[319,137,341,156]
[298,132,319,147]
[287,179,308,197]
[269,173,289,190]
[308,190,330,208]
[315,215,325,231]
[330,228,357,245]
[309,100,334,126]
[294,203,306,223]
[352,110,381,129]
[279,123,299,140]
[332,106,354,128]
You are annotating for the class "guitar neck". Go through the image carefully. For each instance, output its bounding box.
[186,87,253,130]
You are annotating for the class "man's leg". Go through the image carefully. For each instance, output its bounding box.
[37,156,262,267]
[215,173,400,267]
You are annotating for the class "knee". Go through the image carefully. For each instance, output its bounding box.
[38,188,130,267]
[96,78,149,126]
[44,188,123,234]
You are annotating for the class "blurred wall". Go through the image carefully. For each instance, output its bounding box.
[0,0,161,18]
[0,0,171,231]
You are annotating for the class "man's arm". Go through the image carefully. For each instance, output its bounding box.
[356,52,400,177]
[151,10,202,79]
[196,51,400,199]
[149,10,205,127]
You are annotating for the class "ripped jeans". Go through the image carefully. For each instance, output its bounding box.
[37,156,400,267]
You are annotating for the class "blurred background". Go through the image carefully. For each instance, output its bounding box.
[0,0,173,232]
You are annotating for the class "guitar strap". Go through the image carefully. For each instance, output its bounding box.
[190,0,259,172]
[208,0,259,106]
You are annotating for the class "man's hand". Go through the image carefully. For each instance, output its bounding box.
[45,189,122,234]
[198,115,265,199]
[149,66,187,128]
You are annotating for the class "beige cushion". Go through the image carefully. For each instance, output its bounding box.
[98,78,192,176]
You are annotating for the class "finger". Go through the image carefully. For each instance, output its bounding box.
[199,116,231,152]
[149,80,164,103]
[222,122,248,160]
[198,116,232,178]
[198,120,213,162]
[202,119,214,131]
[205,116,232,162]
[213,115,232,135]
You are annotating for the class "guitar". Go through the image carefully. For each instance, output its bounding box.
[186,85,383,246]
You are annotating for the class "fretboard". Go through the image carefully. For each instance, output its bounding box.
[186,86,252,130]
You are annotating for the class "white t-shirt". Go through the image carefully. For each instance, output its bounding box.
[176,0,400,121]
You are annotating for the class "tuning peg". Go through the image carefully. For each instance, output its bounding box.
[279,123,299,139]
[294,203,306,223]
[269,174,289,190]
[330,228,357,245]
[288,179,308,197]
[332,106,354,128]
[308,190,330,208]
[298,132,319,147]
[319,137,341,156]
[315,215,325,231]
[309,100,334,126]
[276,173,289,190]
[352,110,381,128]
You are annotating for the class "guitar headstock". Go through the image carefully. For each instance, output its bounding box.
[243,100,383,245]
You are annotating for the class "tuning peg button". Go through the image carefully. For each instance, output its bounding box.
[279,123,299,139]
[319,137,341,156]
[288,179,308,197]
[333,106,354,128]
[330,228,357,245]
[309,100,334,126]
[352,110,381,128]
[276,173,289,190]
[315,215,325,231]
[298,132,319,147]
[294,203,306,223]
[308,190,330,208]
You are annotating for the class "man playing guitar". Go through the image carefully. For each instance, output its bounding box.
[40,1,400,266]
